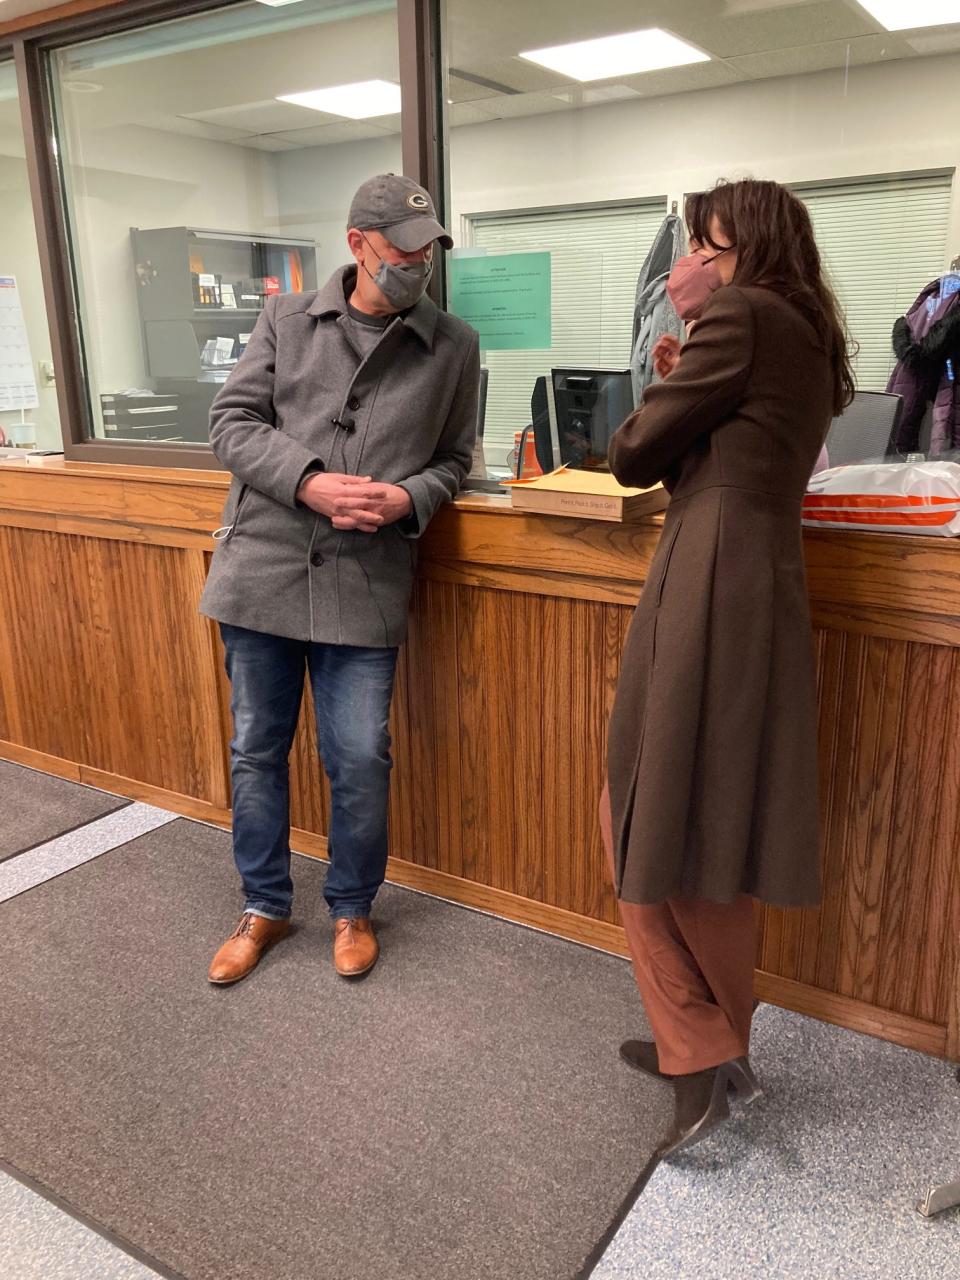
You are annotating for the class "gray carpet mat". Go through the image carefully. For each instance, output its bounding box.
[0,760,130,863]
[0,819,665,1280]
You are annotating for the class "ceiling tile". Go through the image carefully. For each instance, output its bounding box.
[452,57,572,95]
[445,1,879,67]
[364,111,402,132]
[183,98,319,133]
[227,134,301,152]
[449,101,501,126]
[729,32,914,78]
[617,60,746,95]
[478,90,582,120]
[573,84,644,104]
[163,116,253,142]
[907,31,960,55]
[268,120,393,146]
[447,74,511,105]
[677,0,878,57]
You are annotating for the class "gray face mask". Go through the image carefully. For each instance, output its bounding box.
[360,235,433,309]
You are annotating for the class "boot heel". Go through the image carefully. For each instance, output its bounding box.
[658,1066,731,1158]
[725,1056,762,1103]
[710,1066,733,1121]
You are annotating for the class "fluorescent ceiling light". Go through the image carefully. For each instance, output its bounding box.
[278,80,402,119]
[519,28,709,82]
[257,2,307,7]
[857,1,960,28]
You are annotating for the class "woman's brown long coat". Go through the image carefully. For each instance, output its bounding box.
[606,285,833,908]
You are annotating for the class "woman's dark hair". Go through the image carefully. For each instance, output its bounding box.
[685,179,856,415]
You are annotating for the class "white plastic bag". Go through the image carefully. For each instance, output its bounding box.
[803,461,960,536]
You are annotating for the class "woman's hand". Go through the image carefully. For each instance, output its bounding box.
[652,334,682,380]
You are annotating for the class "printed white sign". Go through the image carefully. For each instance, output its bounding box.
[0,275,39,412]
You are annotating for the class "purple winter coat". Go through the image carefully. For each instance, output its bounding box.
[888,278,960,454]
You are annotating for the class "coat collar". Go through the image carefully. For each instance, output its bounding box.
[307,265,438,350]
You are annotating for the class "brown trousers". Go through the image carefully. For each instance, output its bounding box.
[600,785,755,1076]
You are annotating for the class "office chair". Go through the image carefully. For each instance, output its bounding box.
[823,390,903,466]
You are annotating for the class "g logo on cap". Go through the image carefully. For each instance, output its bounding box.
[406,193,430,210]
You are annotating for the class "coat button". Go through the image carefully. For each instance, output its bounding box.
[310,551,323,567]
[347,395,360,411]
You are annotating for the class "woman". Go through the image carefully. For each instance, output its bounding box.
[601,178,854,1159]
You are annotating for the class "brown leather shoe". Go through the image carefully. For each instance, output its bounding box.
[333,916,378,977]
[208,913,290,985]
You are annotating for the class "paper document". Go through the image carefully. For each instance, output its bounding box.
[501,465,652,497]
[0,276,39,412]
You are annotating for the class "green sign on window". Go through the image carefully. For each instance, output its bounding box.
[448,251,551,350]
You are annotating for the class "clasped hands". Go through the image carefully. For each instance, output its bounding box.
[296,471,412,533]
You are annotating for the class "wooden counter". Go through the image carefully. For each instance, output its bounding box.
[1,458,957,1061]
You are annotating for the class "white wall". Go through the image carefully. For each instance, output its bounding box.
[448,53,960,261]
[272,134,403,281]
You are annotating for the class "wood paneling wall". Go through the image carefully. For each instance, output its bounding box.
[759,631,960,1039]
[1,526,227,807]
[1,460,958,1060]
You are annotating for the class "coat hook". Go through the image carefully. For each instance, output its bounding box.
[671,200,678,215]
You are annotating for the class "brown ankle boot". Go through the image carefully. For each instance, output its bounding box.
[657,1066,729,1158]
[656,1057,760,1158]
[208,913,290,985]
[333,917,378,977]
[619,1039,675,1081]
[620,1041,762,1098]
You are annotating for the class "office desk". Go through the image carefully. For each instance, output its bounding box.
[0,461,957,1061]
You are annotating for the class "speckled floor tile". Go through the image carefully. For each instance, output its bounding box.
[590,1005,960,1279]
[0,803,177,904]
[0,1170,162,1279]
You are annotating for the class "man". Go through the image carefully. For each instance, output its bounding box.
[200,174,480,984]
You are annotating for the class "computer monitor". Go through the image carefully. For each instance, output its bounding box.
[530,375,553,473]
[465,366,498,489]
[550,368,635,470]
[477,366,488,439]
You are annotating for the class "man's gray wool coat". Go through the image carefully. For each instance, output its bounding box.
[200,265,480,647]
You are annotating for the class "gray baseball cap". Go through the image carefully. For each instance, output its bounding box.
[347,173,453,251]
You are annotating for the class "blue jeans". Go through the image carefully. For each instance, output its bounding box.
[220,623,398,921]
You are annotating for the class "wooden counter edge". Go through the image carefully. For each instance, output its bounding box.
[6,462,960,630]
[3,456,960,547]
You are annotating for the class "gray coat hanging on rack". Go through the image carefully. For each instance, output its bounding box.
[629,212,686,404]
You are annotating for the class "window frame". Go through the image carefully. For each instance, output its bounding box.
[2,0,445,468]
